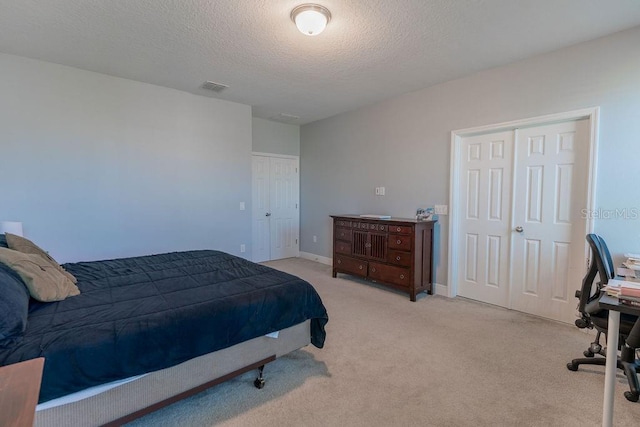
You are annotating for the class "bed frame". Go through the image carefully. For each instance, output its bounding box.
[35,320,311,427]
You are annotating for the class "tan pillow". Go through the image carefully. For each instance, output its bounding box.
[5,233,77,284]
[0,248,80,302]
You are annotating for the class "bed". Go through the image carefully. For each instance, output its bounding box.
[0,235,328,426]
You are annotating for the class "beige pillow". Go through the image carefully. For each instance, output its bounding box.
[5,233,77,284]
[0,248,80,302]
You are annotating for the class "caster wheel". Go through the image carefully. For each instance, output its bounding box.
[584,350,595,358]
[589,343,602,354]
[254,378,265,389]
[624,391,639,402]
[567,362,579,371]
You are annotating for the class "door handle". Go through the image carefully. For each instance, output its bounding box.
[265,212,271,217]
[515,226,524,233]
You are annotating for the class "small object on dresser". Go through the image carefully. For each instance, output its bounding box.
[415,207,434,221]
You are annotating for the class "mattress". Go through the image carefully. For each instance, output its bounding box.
[0,250,328,403]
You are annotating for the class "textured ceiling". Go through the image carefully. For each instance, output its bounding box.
[1,0,639,124]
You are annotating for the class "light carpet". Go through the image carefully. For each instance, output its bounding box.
[127,258,640,426]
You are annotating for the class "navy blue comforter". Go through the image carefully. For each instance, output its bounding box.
[0,250,328,403]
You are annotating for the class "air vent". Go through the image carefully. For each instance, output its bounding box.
[200,81,229,92]
[270,113,301,124]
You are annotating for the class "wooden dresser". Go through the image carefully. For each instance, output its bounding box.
[0,357,44,427]
[331,215,436,301]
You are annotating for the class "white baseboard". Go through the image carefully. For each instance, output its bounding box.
[434,283,448,297]
[299,251,332,266]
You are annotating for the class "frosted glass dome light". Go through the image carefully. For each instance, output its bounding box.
[291,4,331,36]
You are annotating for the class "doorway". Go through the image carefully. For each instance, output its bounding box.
[448,108,599,324]
[251,153,300,262]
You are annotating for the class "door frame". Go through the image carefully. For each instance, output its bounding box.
[447,107,600,299]
[251,152,300,262]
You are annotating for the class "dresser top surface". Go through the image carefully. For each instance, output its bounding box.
[331,214,437,224]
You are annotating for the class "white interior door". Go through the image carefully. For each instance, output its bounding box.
[510,120,589,324]
[251,155,299,262]
[252,156,271,262]
[457,131,514,307]
[455,118,591,324]
[269,157,299,260]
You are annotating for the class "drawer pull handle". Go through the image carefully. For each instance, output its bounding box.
[337,260,341,264]
[396,256,401,261]
[365,243,371,248]
[359,265,363,270]
[400,274,405,279]
[397,239,401,244]
[381,226,385,230]
[372,268,376,272]
[397,227,401,232]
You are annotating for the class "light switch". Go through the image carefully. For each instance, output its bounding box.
[380,187,385,196]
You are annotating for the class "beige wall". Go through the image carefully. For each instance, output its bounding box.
[0,53,253,262]
[252,118,300,156]
[300,26,640,287]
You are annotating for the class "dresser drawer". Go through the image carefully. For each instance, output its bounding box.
[363,223,387,232]
[388,249,412,267]
[335,227,352,241]
[335,219,352,228]
[389,235,412,251]
[369,263,411,288]
[334,255,367,277]
[389,224,412,235]
[335,240,351,255]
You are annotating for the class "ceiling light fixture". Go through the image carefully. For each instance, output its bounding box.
[291,4,331,36]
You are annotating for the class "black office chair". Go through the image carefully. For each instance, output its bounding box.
[567,234,640,402]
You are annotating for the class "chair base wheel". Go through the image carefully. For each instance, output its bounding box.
[624,391,639,402]
[589,342,602,355]
[567,362,579,371]
[254,378,265,389]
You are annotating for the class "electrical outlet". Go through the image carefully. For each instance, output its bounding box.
[375,187,380,195]
[239,202,245,211]
[435,205,448,215]
[240,244,246,253]
[313,235,317,242]
[380,187,385,196]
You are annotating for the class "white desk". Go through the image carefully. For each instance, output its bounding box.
[598,294,640,427]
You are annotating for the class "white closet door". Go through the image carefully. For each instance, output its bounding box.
[456,119,590,323]
[510,119,589,323]
[457,131,514,307]
[251,155,299,262]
